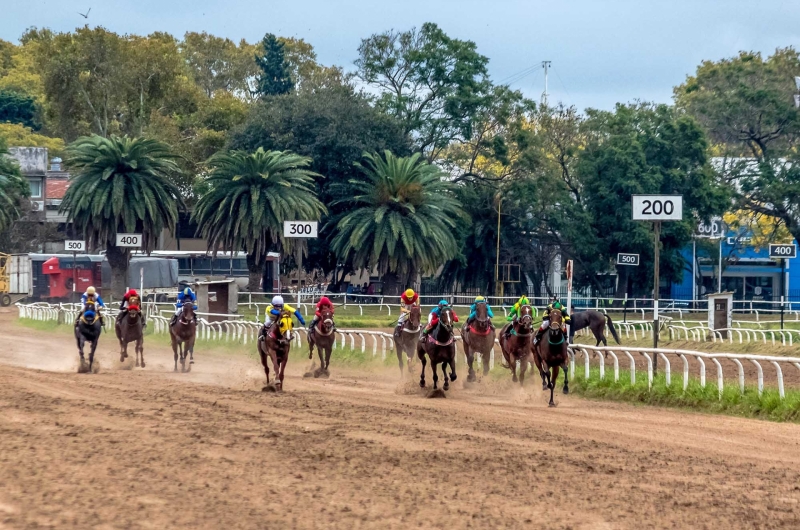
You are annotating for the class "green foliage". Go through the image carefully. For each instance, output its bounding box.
[0,123,64,154]
[331,151,467,285]
[255,33,293,97]
[180,31,257,98]
[356,22,492,159]
[192,148,326,267]
[60,135,183,251]
[0,89,38,129]
[0,137,28,231]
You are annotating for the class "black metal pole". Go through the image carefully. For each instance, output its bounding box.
[653,221,661,374]
[781,258,786,329]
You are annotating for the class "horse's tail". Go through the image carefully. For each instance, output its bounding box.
[605,313,621,345]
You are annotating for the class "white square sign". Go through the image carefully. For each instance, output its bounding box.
[632,195,683,221]
[116,233,143,247]
[283,221,318,238]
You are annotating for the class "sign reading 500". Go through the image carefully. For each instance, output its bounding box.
[116,233,142,248]
[283,221,318,238]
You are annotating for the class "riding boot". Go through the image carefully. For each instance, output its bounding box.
[170,314,178,327]
[308,317,318,332]
[533,327,546,345]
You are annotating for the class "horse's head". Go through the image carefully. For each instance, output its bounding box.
[407,305,421,329]
[83,300,96,313]
[439,307,454,331]
[320,307,334,333]
[275,309,294,342]
[518,305,533,331]
[82,309,97,324]
[549,309,563,330]
[182,300,195,320]
[127,306,141,321]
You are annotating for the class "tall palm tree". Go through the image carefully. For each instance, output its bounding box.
[193,148,326,291]
[61,135,183,297]
[331,151,467,295]
[0,139,27,233]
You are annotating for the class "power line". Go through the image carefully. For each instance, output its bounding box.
[498,63,541,86]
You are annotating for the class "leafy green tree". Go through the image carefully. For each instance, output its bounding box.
[0,137,28,232]
[192,148,326,291]
[356,23,492,160]
[331,151,467,295]
[229,83,411,282]
[0,89,38,129]
[676,48,800,244]
[255,33,293,97]
[61,135,183,296]
[180,32,258,98]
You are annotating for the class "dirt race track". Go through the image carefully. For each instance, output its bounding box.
[2,311,800,529]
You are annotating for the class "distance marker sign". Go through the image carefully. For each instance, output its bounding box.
[283,221,318,238]
[116,233,142,248]
[617,253,640,266]
[631,195,683,221]
[64,240,86,252]
[769,244,797,259]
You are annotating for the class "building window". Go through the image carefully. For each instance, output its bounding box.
[28,178,42,198]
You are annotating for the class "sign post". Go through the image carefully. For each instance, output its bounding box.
[632,195,683,373]
[769,244,797,329]
[283,222,319,293]
[65,241,86,303]
[565,259,573,343]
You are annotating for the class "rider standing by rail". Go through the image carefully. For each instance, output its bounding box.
[396,288,420,333]
[76,286,106,326]
[533,299,570,346]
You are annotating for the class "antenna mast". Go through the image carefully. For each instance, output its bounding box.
[541,60,551,107]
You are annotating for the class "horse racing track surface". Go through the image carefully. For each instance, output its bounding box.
[1,313,800,529]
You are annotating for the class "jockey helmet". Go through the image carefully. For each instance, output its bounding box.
[553,301,563,310]
[474,295,485,302]
[86,286,96,295]
[272,295,284,307]
[404,288,415,298]
[438,299,448,307]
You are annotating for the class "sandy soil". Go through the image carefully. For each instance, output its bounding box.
[1,310,800,529]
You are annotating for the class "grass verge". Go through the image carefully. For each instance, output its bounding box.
[571,367,800,422]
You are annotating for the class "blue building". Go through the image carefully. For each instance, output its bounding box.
[670,232,800,304]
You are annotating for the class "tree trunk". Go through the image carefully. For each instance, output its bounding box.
[106,245,129,299]
[246,252,263,292]
[383,271,402,297]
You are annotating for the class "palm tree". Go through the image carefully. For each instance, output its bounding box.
[331,151,467,295]
[193,148,326,291]
[61,135,183,297]
[0,139,27,232]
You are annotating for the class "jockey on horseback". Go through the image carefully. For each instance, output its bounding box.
[260,295,305,339]
[116,288,145,327]
[170,281,197,326]
[533,299,571,346]
[76,286,105,326]
[308,296,335,334]
[422,299,459,337]
[465,295,495,331]
[396,288,420,332]
[503,294,530,338]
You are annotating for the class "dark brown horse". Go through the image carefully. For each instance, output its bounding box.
[533,310,570,407]
[417,306,457,391]
[258,309,293,390]
[569,309,621,346]
[499,304,534,386]
[75,302,102,373]
[116,302,144,367]
[394,305,421,375]
[461,302,496,382]
[308,307,335,377]
[169,301,196,372]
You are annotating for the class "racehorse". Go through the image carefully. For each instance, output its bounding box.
[461,302,495,382]
[116,296,144,367]
[258,309,294,390]
[75,302,102,373]
[308,307,335,377]
[569,309,621,346]
[169,300,196,372]
[533,309,570,407]
[394,305,421,375]
[417,306,458,391]
[498,304,534,387]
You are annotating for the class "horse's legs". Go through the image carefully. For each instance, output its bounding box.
[549,365,560,407]
[532,346,547,391]
[510,354,518,383]
[324,346,332,372]
[562,361,569,394]
[464,341,476,382]
[396,344,404,375]
[268,350,281,389]
[137,337,145,368]
[259,346,270,385]
[171,335,179,372]
[432,358,440,390]
[188,336,195,365]
[308,336,314,361]
[88,337,98,372]
[418,348,427,388]
[448,348,457,383]
[278,355,287,389]
[518,356,527,388]
[441,361,449,391]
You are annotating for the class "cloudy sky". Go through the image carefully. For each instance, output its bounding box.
[2,0,798,111]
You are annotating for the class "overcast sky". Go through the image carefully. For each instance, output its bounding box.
[2,0,798,111]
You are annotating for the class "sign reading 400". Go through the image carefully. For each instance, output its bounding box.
[283,221,318,238]
[116,233,142,248]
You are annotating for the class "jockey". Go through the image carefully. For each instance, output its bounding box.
[422,299,459,337]
[261,295,305,338]
[76,286,105,326]
[503,294,530,338]
[116,288,144,325]
[396,288,420,331]
[308,296,336,333]
[465,295,495,331]
[171,281,197,326]
[534,300,571,346]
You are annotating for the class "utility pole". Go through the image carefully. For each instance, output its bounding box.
[495,196,503,298]
[541,61,551,106]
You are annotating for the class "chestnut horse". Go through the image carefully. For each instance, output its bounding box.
[75,302,102,373]
[461,302,496,382]
[533,309,570,407]
[498,304,534,387]
[170,300,196,372]
[258,309,293,390]
[116,296,144,367]
[394,305,421,375]
[417,306,458,391]
[308,307,335,377]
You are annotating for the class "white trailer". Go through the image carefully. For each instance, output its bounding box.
[9,254,31,295]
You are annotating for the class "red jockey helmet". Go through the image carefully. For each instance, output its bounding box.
[318,296,332,307]
[125,289,139,299]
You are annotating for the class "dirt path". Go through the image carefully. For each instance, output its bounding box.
[1,311,800,529]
